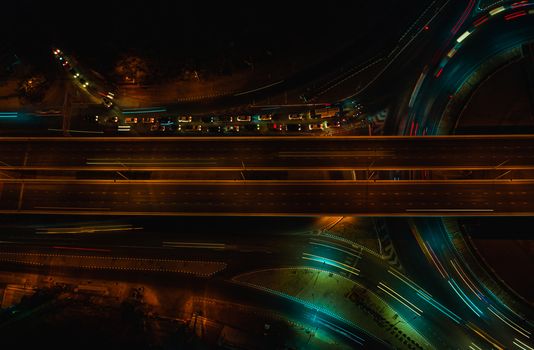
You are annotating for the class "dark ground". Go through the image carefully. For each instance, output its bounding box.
[2,1,433,82]
[0,294,152,349]
[454,54,534,303]
[456,54,534,133]
[459,218,533,304]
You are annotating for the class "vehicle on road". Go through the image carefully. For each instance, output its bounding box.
[69,68,79,77]
[237,115,251,122]
[78,78,89,88]
[35,109,62,115]
[316,106,338,119]
[178,115,193,122]
[270,123,286,132]
[259,114,272,121]
[158,117,174,125]
[224,125,240,133]
[327,120,341,128]
[102,97,113,108]
[180,124,202,132]
[207,126,222,133]
[308,123,324,131]
[158,124,175,132]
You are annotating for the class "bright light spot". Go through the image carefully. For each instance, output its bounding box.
[456,30,471,43]
[489,6,505,16]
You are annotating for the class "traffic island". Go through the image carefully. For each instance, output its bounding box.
[233,267,432,349]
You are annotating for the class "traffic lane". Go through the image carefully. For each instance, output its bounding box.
[378,217,523,348]
[0,234,307,282]
[0,219,469,348]
[0,214,327,278]
[417,219,533,347]
[415,15,534,134]
[0,256,382,349]
[0,138,534,168]
[411,220,517,349]
[375,269,475,349]
[1,180,533,215]
[304,237,475,348]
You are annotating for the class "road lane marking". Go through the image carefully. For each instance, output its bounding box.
[162,241,226,250]
[278,151,394,157]
[406,209,494,212]
[34,206,111,210]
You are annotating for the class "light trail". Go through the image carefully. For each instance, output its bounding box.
[467,322,505,350]
[448,279,483,317]
[388,268,432,297]
[301,252,360,276]
[416,290,462,324]
[450,259,484,301]
[309,241,362,259]
[425,243,449,278]
[488,305,531,338]
[514,338,534,350]
[377,282,423,316]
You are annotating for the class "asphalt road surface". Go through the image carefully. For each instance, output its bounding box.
[0,135,533,171]
[0,179,532,216]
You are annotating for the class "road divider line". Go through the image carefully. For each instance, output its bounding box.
[162,241,226,250]
[48,128,104,134]
[406,209,494,212]
[34,206,111,211]
[278,151,395,157]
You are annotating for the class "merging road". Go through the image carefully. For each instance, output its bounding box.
[0,179,533,216]
[0,135,533,172]
[405,4,534,135]
[0,217,486,349]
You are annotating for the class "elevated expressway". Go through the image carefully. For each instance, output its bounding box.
[0,135,532,171]
[0,135,533,216]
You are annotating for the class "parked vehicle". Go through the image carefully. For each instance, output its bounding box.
[237,115,251,122]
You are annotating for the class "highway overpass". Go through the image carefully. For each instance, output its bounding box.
[0,178,533,216]
[0,135,533,172]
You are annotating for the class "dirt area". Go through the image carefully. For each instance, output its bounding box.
[471,239,533,303]
[456,56,534,131]
[0,270,352,349]
[459,217,534,303]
